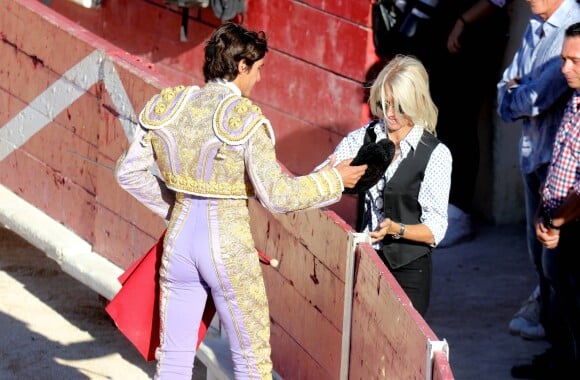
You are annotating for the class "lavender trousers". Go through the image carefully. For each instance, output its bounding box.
[154,195,272,379]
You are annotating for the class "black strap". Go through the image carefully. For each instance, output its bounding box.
[357,120,380,232]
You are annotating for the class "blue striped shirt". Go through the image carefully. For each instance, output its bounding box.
[497,0,580,174]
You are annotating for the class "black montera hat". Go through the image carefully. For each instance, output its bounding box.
[343,138,396,194]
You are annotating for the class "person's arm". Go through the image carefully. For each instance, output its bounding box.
[552,192,580,228]
[370,218,436,245]
[535,191,580,249]
[447,0,501,53]
[504,59,569,120]
[498,30,570,123]
[542,110,580,229]
[535,213,560,249]
[115,126,175,220]
[417,143,453,245]
[497,48,524,122]
[245,124,366,213]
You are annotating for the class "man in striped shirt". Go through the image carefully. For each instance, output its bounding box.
[497,0,580,346]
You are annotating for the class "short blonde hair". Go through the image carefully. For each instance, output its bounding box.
[368,55,438,134]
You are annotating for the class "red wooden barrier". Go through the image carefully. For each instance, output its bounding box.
[0,1,454,378]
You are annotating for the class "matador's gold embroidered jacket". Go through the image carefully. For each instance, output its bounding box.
[115,80,345,219]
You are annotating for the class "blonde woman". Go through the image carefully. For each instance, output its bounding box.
[317,55,452,316]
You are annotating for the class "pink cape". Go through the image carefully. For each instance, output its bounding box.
[105,231,216,361]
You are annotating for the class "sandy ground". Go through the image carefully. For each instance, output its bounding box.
[0,222,549,379]
[0,225,206,380]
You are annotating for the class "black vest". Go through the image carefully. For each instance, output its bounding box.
[358,130,439,269]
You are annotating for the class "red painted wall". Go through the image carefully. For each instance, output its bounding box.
[36,0,377,226]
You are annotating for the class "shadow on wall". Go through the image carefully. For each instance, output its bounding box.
[269,57,385,178]
[271,122,361,229]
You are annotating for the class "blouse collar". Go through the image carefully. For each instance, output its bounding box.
[377,120,424,152]
[403,125,426,151]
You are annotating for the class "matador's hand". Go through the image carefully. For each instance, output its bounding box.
[333,157,367,189]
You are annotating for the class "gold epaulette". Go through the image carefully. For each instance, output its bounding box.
[139,85,199,130]
[213,94,275,146]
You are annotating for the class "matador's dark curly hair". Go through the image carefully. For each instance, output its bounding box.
[203,23,268,82]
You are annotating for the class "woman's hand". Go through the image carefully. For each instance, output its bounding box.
[370,218,393,243]
[332,157,367,189]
